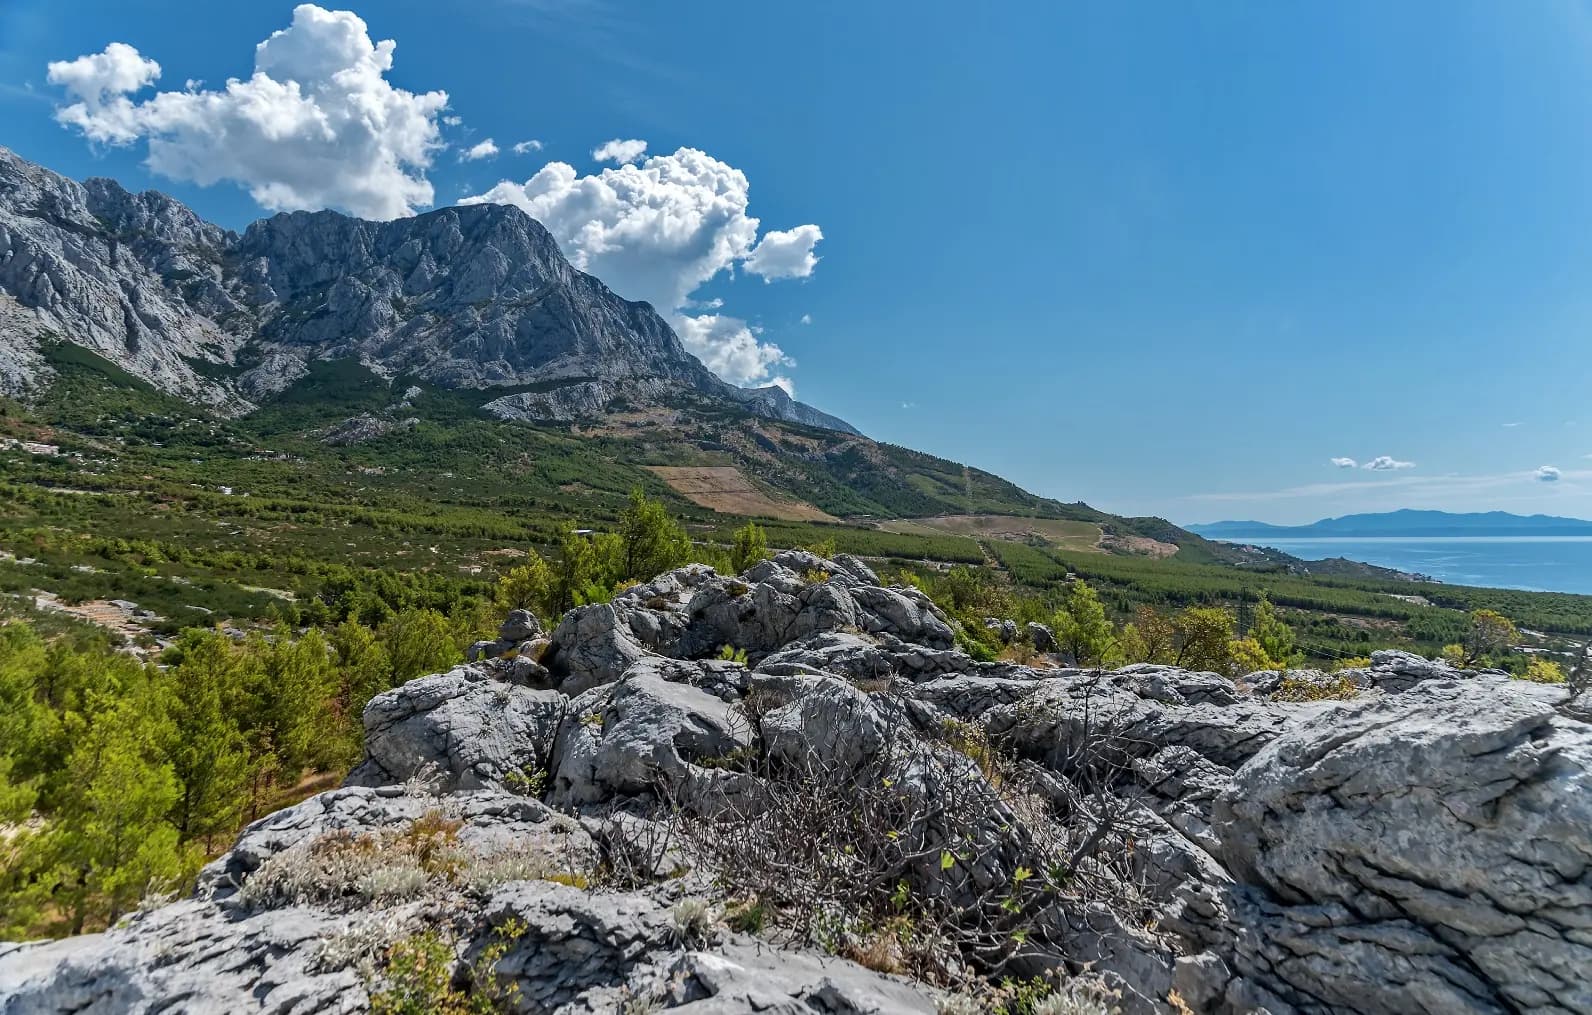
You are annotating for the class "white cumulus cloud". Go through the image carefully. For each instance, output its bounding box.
[745,224,823,281]
[46,4,448,219]
[461,146,823,387]
[461,138,498,161]
[674,314,792,389]
[1536,465,1562,482]
[1330,457,1357,468]
[1363,456,1416,471]
[512,139,544,155]
[592,138,647,164]
[46,42,161,141]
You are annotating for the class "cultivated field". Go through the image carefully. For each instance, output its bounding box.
[877,513,1105,551]
[648,466,840,522]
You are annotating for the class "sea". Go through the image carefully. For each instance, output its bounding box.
[1219,537,1592,596]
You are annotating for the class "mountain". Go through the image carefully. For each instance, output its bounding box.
[1,146,1290,562]
[0,146,859,434]
[1190,509,1592,539]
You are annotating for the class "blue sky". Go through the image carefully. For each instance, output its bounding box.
[5,0,1592,524]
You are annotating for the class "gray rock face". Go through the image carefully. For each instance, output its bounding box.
[1026,621,1056,653]
[0,148,249,405]
[0,146,858,432]
[346,666,566,790]
[1212,677,1592,1014]
[548,673,752,807]
[0,898,363,1014]
[987,668,1316,771]
[547,604,656,696]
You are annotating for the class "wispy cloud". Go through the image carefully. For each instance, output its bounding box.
[1501,421,1523,428]
[512,139,544,155]
[1363,455,1415,471]
[1329,457,1357,468]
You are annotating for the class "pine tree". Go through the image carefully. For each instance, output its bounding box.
[730,522,770,574]
[1053,580,1117,667]
[495,553,555,619]
[1251,593,1301,669]
[0,623,47,821]
[254,627,339,778]
[617,488,691,581]
[49,698,189,933]
[160,631,251,849]
[1173,606,1236,672]
[381,609,461,685]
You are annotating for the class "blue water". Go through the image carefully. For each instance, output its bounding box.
[1219,537,1592,595]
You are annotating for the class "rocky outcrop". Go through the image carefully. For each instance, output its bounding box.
[0,146,859,432]
[345,666,567,791]
[6,559,1590,1015]
[1209,677,1592,1014]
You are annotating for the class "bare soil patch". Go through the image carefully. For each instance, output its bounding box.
[649,466,838,522]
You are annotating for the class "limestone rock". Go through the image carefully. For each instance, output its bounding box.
[549,673,752,807]
[345,666,565,791]
[1213,677,1592,1014]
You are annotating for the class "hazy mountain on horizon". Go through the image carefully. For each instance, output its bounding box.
[1188,508,1592,540]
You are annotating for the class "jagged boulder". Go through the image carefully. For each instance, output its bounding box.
[472,881,938,1013]
[499,608,543,642]
[549,672,753,807]
[346,667,566,791]
[987,668,1319,771]
[1026,621,1056,653]
[546,603,657,696]
[1211,677,1592,1014]
[984,617,1019,644]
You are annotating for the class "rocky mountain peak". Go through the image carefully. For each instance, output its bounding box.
[0,147,858,433]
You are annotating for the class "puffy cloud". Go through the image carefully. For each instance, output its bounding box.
[1536,465,1562,482]
[46,5,448,219]
[1363,456,1415,471]
[768,376,796,397]
[512,139,544,155]
[462,146,824,387]
[47,42,161,141]
[745,224,822,281]
[461,138,499,161]
[799,313,812,325]
[674,314,792,387]
[592,138,647,164]
[1330,457,1357,468]
[442,114,463,126]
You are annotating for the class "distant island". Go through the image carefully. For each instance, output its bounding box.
[1188,508,1592,540]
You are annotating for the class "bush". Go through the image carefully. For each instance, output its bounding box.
[1272,672,1360,702]
[238,811,584,911]
[1518,657,1567,684]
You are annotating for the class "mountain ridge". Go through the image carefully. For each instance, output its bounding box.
[1190,508,1592,539]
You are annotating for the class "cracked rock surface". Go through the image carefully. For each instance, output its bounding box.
[4,556,1589,1014]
